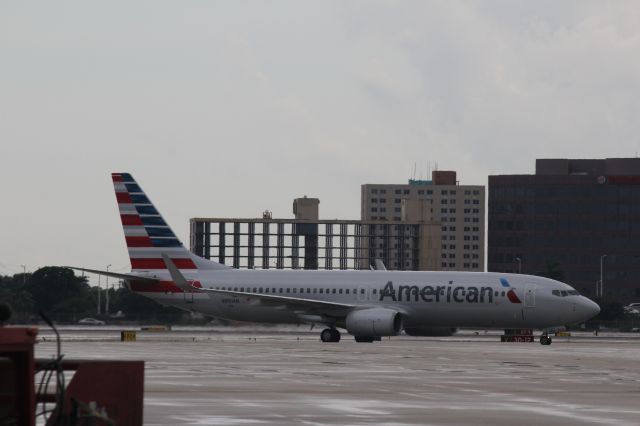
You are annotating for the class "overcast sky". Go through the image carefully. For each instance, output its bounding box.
[1,1,639,280]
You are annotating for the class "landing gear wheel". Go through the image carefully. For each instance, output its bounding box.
[354,336,375,343]
[320,328,340,343]
[539,335,552,345]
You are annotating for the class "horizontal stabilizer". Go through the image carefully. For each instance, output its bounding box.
[64,266,158,283]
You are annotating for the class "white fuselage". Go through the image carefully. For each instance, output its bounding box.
[132,269,599,329]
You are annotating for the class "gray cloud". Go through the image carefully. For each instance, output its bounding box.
[1,1,639,276]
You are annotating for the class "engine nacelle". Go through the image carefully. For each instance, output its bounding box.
[404,326,458,337]
[345,308,403,336]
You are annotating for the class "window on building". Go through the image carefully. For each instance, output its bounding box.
[448,262,456,267]
[395,189,401,195]
[380,189,386,194]
[473,190,480,195]
[441,190,448,195]
[442,199,448,204]
[371,189,378,194]
[427,190,433,195]
[418,190,424,195]
[403,189,410,194]
[442,262,447,267]
[472,262,479,268]
[473,199,480,204]
[372,198,378,203]
[371,207,377,212]
[442,253,447,259]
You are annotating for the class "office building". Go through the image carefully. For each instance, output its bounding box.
[361,171,485,271]
[488,158,640,302]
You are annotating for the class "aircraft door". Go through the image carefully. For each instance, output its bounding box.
[524,284,536,308]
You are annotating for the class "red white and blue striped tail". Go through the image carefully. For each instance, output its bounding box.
[112,172,229,272]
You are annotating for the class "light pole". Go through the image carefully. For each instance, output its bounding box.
[515,257,522,274]
[97,274,101,315]
[600,254,607,298]
[106,264,112,316]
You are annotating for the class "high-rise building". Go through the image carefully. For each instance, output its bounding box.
[361,171,486,271]
[488,158,640,302]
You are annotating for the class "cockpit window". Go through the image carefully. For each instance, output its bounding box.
[552,289,580,297]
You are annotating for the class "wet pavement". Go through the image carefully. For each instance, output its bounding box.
[35,327,640,425]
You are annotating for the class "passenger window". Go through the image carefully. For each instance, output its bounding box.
[279,288,283,293]
[307,288,311,293]
[372,289,377,295]
[494,291,499,297]
[313,288,317,294]
[332,289,336,294]
[253,288,257,292]
[346,289,349,294]
[360,289,365,294]
[293,288,297,293]
[265,288,270,293]
[319,289,324,294]
[339,289,343,294]
[259,288,263,292]
[501,291,505,297]
[240,288,244,292]
[286,288,290,293]
[234,287,238,291]
[561,290,568,297]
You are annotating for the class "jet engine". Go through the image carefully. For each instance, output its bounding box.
[345,308,403,336]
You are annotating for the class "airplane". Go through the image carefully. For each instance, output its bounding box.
[69,173,600,345]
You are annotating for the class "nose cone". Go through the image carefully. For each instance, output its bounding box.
[579,297,600,320]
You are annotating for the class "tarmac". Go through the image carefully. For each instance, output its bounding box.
[35,327,640,425]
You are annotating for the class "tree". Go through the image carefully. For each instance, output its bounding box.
[26,267,91,316]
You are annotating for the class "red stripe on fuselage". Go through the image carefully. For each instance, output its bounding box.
[129,280,183,293]
[130,258,197,269]
[116,192,132,203]
[121,214,143,226]
[125,236,153,247]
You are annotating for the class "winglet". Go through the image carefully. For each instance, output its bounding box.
[161,253,197,292]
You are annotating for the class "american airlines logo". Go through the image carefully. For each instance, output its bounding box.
[379,278,521,304]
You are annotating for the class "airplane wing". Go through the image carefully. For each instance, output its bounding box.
[64,266,159,283]
[160,254,356,321]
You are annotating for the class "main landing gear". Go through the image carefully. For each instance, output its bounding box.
[320,328,341,343]
[539,333,552,345]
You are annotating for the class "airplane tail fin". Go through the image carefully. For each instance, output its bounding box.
[112,173,230,272]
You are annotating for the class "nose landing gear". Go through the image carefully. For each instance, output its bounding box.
[320,328,341,343]
[539,333,552,345]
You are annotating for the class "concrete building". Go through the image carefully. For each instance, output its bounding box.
[361,171,486,271]
[488,158,640,302]
[190,197,434,271]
